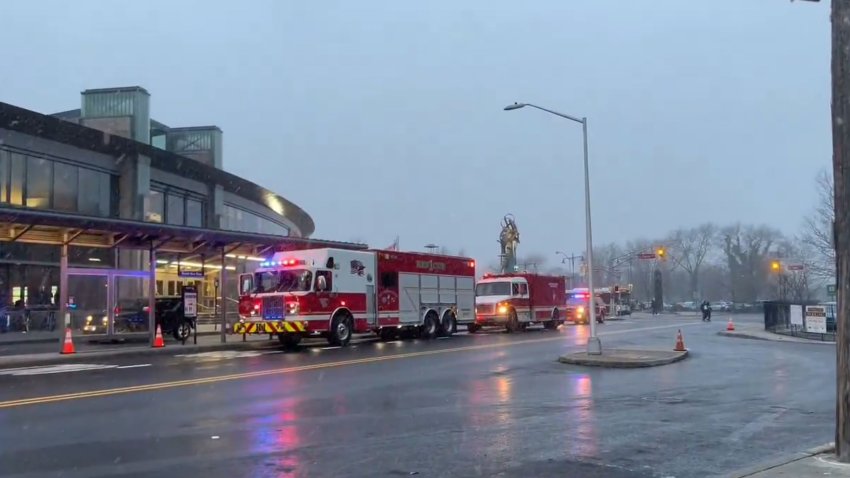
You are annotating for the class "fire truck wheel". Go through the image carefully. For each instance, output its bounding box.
[466,324,480,334]
[328,313,353,346]
[440,312,455,337]
[278,333,302,349]
[420,312,438,340]
[505,310,519,333]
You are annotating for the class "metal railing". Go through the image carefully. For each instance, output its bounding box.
[764,300,835,342]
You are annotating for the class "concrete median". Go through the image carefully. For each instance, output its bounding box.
[558,348,689,368]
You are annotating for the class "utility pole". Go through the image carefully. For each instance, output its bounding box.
[831,0,850,461]
[556,251,584,288]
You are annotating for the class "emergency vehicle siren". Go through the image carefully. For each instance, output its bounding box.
[674,329,686,352]
[152,325,165,348]
[726,317,735,331]
[60,328,75,354]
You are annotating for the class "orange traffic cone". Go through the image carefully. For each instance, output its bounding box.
[674,329,687,352]
[727,317,735,331]
[152,325,165,348]
[60,328,75,354]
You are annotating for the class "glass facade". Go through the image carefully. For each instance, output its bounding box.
[222,204,289,236]
[0,147,114,217]
[147,184,205,227]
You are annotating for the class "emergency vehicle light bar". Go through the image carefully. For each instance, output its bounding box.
[260,258,306,267]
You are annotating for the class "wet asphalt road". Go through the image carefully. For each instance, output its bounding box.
[0,313,836,478]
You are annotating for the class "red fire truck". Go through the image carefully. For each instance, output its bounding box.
[236,248,476,347]
[472,273,566,333]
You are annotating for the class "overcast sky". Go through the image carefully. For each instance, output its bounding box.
[0,0,832,268]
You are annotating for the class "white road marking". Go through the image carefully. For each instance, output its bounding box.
[437,337,451,340]
[174,350,268,360]
[0,364,119,376]
[320,346,341,350]
[115,364,152,369]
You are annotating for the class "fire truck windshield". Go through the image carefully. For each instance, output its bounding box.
[253,270,313,293]
[475,282,511,296]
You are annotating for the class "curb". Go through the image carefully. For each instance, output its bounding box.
[723,442,834,478]
[557,350,688,368]
[717,330,836,345]
[0,330,228,347]
[0,339,282,368]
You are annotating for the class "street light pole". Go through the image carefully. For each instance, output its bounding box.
[504,102,601,354]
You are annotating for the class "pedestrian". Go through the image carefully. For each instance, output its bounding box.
[701,300,712,322]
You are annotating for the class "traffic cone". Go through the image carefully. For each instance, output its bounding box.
[152,325,165,348]
[674,329,686,352]
[726,317,735,331]
[60,328,75,354]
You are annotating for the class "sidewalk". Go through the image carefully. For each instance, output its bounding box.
[726,443,846,477]
[718,323,835,345]
[0,331,280,367]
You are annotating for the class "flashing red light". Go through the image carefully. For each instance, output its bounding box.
[468,260,475,268]
[341,300,346,306]
[143,306,150,313]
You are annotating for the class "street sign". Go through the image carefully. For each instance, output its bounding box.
[787,264,805,271]
[637,253,656,260]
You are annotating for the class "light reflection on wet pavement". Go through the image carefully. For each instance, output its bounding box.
[0,314,834,477]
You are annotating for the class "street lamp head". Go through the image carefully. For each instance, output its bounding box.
[503,102,526,111]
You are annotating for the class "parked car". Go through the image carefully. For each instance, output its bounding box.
[115,296,194,340]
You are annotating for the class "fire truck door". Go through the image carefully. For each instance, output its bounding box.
[365,284,377,325]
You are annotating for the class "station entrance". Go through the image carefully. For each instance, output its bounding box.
[0,208,365,353]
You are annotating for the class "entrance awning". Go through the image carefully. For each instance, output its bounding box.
[0,206,367,257]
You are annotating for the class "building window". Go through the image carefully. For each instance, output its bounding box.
[9,153,24,206]
[53,162,78,211]
[26,156,52,209]
[78,168,111,217]
[221,204,289,236]
[0,150,7,203]
[186,198,203,227]
[147,190,164,223]
[166,193,185,225]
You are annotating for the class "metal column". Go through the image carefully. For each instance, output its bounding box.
[148,245,156,346]
[57,241,69,353]
[220,247,227,343]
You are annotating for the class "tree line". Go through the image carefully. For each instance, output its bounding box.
[509,170,835,304]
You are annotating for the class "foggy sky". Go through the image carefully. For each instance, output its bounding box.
[0,0,832,268]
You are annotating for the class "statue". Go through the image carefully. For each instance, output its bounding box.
[498,214,520,273]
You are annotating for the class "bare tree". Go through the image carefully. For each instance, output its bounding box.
[667,223,717,300]
[720,224,783,303]
[801,169,836,280]
[776,238,817,302]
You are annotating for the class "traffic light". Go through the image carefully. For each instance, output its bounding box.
[771,260,782,272]
[656,247,666,259]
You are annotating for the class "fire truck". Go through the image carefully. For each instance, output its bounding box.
[472,273,565,333]
[236,248,476,347]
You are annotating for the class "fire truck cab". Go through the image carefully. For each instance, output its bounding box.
[237,248,476,347]
[473,273,565,333]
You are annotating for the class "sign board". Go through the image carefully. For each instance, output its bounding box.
[637,253,656,260]
[787,264,805,271]
[182,285,198,319]
[178,270,204,278]
[805,305,827,334]
[790,304,803,326]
